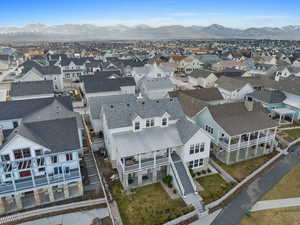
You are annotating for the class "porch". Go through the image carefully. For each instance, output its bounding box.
[271,108,297,125]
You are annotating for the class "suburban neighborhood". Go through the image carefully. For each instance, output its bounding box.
[0,37,299,225]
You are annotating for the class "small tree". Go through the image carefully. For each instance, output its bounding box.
[163,175,173,188]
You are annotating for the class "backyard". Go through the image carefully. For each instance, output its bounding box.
[111,182,194,225]
[197,174,235,204]
[262,162,300,200]
[216,152,277,182]
[281,129,300,141]
[240,206,300,225]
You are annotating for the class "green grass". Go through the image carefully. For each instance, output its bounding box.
[282,129,300,141]
[197,174,235,204]
[216,152,277,182]
[111,182,194,225]
[280,123,300,129]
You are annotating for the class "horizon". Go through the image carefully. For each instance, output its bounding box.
[1,0,299,28]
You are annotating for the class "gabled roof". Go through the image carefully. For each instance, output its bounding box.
[188,70,213,78]
[169,88,224,102]
[216,76,249,91]
[247,89,286,104]
[141,77,175,91]
[11,80,54,97]
[206,102,277,136]
[3,117,80,153]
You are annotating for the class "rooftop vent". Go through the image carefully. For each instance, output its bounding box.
[110,105,114,109]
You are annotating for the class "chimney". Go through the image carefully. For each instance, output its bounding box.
[0,128,4,145]
[244,98,253,112]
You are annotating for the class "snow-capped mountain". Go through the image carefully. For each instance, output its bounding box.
[0,24,300,41]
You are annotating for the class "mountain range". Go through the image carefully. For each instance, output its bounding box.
[1,24,300,41]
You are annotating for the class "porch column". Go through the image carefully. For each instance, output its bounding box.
[78,181,84,196]
[216,130,220,145]
[279,114,282,124]
[138,154,142,169]
[153,151,157,168]
[236,135,242,162]
[245,133,251,159]
[15,194,23,210]
[226,136,231,164]
[34,189,41,205]
[123,173,129,188]
[48,186,55,202]
[264,129,270,153]
[153,168,158,183]
[292,113,295,124]
[63,184,70,199]
[138,172,143,186]
[0,197,5,215]
[255,130,261,156]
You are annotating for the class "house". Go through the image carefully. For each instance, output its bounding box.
[187,70,218,88]
[131,64,172,83]
[100,98,211,199]
[169,56,203,73]
[139,77,176,100]
[19,64,64,92]
[275,66,300,81]
[0,55,10,71]
[0,96,83,214]
[10,80,54,100]
[215,76,254,101]
[60,57,89,80]
[193,101,278,165]
[88,94,137,133]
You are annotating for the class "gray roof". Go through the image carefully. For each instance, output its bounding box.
[102,98,185,129]
[84,77,136,94]
[216,76,249,91]
[11,80,54,97]
[89,94,137,119]
[0,96,73,121]
[169,88,224,102]
[207,102,277,136]
[247,89,286,104]
[141,77,175,91]
[188,70,213,78]
[176,119,200,144]
[4,117,80,153]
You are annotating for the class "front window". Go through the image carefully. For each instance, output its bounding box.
[14,148,31,159]
[35,149,43,156]
[66,153,73,161]
[51,155,58,164]
[162,118,168,126]
[200,143,205,152]
[146,120,150,128]
[134,122,140,131]
[1,154,10,162]
[150,119,155,127]
[189,144,195,154]
[195,144,200,153]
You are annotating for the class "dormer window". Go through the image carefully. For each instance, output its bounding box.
[162,118,168,126]
[134,122,140,131]
[146,119,155,128]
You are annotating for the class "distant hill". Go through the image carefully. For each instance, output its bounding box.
[0,24,300,41]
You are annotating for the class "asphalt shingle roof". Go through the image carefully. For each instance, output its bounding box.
[11,80,54,97]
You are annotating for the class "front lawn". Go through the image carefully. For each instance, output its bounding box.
[280,123,300,129]
[282,129,300,141]
[216,152,277,182]
[197,174,235,205]
[262,162,300,200]
[240,206,300,225]
[111,182,194,225]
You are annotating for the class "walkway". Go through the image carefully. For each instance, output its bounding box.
[211,149,300,225]
[19,207,109,225]
[251,197,300,212]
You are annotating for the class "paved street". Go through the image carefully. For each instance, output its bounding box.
[211,149,300,225]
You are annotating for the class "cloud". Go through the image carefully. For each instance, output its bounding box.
[168,12,200,17]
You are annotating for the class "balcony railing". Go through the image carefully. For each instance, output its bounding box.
[122,156,169,173]
[0,168,81,196]
[219,135,274,151]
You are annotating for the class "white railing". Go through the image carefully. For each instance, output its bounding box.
[219,135,274,151]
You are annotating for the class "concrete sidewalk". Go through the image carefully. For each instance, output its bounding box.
[251,197,300,212]
[190,209,222,225]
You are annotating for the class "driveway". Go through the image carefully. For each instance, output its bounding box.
[211,149,300,225]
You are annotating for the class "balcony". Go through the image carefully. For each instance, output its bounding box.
[0,168,81,196]
[219,134,275,151]
[121,156,169,173]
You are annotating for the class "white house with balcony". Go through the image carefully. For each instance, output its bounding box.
[0,96,83,215]
[100,97,210,201]
[193,100,278,165]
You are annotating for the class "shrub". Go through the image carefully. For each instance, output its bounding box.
[163,175,173,187]
[196,171,201,176]
[207,168,211,173]
[173,189,177,194]
[189,168,195,177]
[202,170,207,175]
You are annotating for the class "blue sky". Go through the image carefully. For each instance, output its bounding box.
[0,0,299,28]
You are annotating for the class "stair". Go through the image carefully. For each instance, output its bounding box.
[171,152,195,196]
